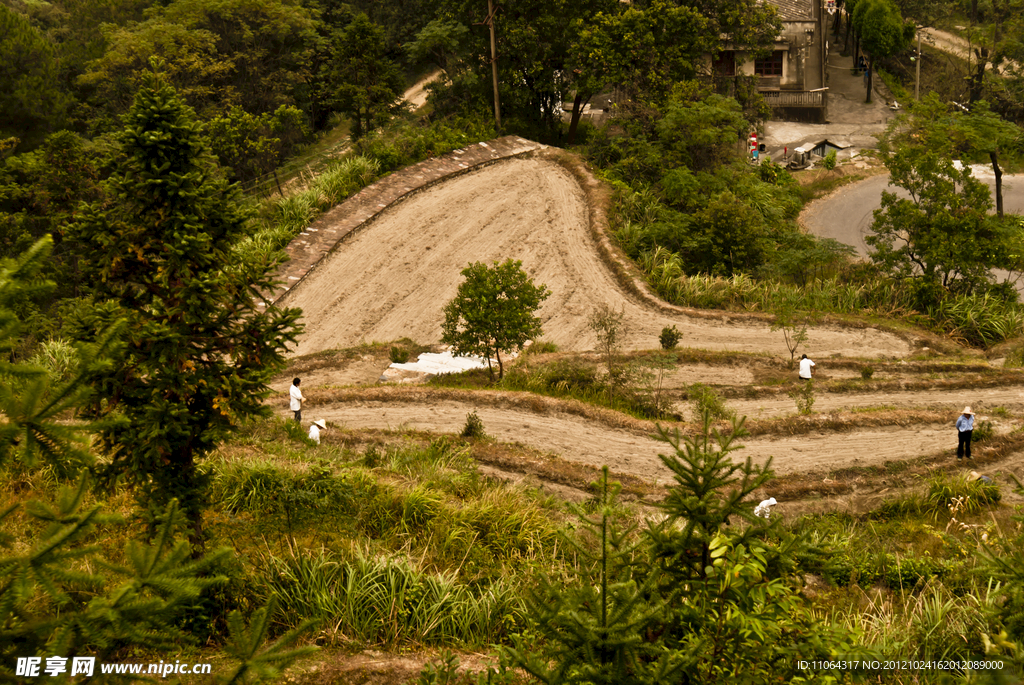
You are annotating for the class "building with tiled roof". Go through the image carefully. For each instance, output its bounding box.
[714,0,829,121]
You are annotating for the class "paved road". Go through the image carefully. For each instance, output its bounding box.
[802,170,1024,258]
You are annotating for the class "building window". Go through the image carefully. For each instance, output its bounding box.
[754,51,784,76]
[712,51,736,76]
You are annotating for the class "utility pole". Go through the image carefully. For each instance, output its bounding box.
[484,0,501,132]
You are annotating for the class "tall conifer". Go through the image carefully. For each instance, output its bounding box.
[71,66,301,546]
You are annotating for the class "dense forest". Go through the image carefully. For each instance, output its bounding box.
[4,0,1024,682]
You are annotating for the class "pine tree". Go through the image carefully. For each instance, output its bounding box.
[69,66,302,546]
[647,410,861,683]
[0,487,228,676]
[0,236,118,475]
[505,468,688,685]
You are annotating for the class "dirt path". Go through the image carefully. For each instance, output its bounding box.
[294,399,966,481]
[403,70,442,110]
[920,27,1020,76]
[723,384,1024,420]
[281,157,911,360]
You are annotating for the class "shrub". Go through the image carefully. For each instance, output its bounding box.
[539,358,600,393]
[973,419,994,443]
[789,379,815,415]
[526,340,559,354]
[27,338,79,382]
[861,366,875,380]
[462,411,485,438]
[688,383,733,421]
[823,149,838,173]
[390,346,410,364]
[659,325,682,349]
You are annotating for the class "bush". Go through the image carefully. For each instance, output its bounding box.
[540,358,600,393]
[526,340,558,354]
[688,383,733,421]
[973,419,994,443]
[462,411,485,438]
[659,325,681,349]
[789,379,815,415]
[861,366,875,380]
[390,346,410,364]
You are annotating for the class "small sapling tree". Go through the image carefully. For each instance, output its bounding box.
[770,291,810,367]
[589,304,625,402]
[441,259,550,381]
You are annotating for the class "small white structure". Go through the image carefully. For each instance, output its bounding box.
[378,349,518,384]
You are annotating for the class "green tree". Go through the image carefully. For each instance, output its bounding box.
[506,468,687,685]
[207,105,306,186]
[0,5,67,149]
[868,128,1015,303]
[69,69,302,545]
[333,13,404,139]
[646,412,862,682]
[0,236,112,474]
[503,414,862,684]
[0,131,103,299]
[441,259,550,381]
[851,0,913,103]
[79,0,318,123]
[883,94,1023,218]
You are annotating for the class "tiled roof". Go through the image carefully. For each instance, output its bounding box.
[770,0,814,21]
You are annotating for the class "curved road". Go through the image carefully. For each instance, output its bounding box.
[802,171,1024,258]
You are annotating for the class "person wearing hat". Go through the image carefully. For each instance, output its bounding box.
[956,407,975,460]
[308,419,326,445]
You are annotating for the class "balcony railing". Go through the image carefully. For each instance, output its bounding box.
[761,90,826,107]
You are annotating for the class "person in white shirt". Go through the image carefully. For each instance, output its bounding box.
[798,354,815,380]
[290,377,304,423]
[308,419,326,444]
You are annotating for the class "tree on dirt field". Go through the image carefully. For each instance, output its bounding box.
[333,13,404,139]
[769,290,810,367]
[69,67,302,548]
[588,303,626,403]
[441,259,550,381]
[851,0,914,103]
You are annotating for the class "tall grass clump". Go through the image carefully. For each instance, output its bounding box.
[262,549,524,647]
[845,581,1000,662]
[929,292,1024,347]
[28,338,79,382]
[926,472,1001,514]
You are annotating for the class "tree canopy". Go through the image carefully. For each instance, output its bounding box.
[441,259,550,380]
[69,68,302,543]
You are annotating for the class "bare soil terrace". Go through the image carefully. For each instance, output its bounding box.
[279,154,912,359]
[275,148,1023,505]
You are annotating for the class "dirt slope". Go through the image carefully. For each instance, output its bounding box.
[281,157,911,359]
